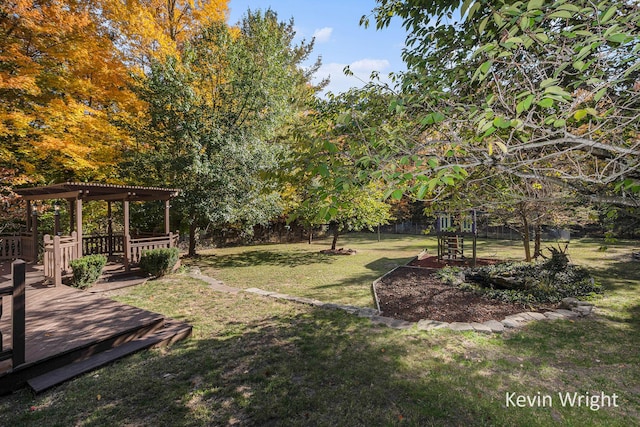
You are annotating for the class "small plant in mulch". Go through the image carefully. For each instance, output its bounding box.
[437,246,603,306]
[69,254,107,289]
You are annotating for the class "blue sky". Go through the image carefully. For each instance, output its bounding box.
[227,0,408,95]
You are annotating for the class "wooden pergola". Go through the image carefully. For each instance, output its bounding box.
[13,182,180,284]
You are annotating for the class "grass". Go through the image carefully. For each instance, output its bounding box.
[0,233,638,426]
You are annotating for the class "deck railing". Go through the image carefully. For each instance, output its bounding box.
[0,235,21,260]
[0,260,26,369]
[127,233,178,264]
[43,232,79,286]
[82,234,125,256]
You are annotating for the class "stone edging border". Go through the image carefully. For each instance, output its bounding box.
[189,257,595,334]
[242,286,594,334]
[368,257,596,333]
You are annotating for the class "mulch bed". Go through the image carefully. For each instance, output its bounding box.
[375,256,531,323]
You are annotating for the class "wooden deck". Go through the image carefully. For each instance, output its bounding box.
[0,261,192,393]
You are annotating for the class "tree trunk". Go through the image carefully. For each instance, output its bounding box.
[519,204,532,262]
[188,221,198,256]
[533,223,542,259]
[330,224,340,250]
[308,228,313,244]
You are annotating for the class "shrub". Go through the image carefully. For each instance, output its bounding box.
[69,254,107,289]
[139,247,180,277]
[439,260,602,306]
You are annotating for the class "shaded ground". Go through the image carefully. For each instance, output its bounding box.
[376,256,532,323]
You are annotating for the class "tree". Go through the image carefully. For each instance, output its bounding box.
[298,184,393,250]
[100,0,229,68]
[360,0,639,207]
[0,0,142,184]
[124,10,322,255]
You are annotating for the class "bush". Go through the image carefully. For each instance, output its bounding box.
[69,254,107,289]
[438,259,603,306]
[139,247,180,277]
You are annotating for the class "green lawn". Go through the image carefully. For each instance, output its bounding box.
[0,233,638,426]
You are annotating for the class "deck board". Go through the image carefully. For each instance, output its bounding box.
[0,261,190,392]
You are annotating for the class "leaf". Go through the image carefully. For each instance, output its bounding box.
[323,141,338,154]
[318,163,330,177]
[537,98,554,108]
[416,183,429,200]
[540,78,558,88]
[548,10,573,19]
[523,94,534,110]
[600,6,617,24]
[441,176,455,185]
[593,87,607,102]
[493,117,511,129]
[574,109,587,121]
[494,140,508,154]
[391,189,404,200]
[527,0,544,11]
[461,0,474,18]
[606,33,628,44]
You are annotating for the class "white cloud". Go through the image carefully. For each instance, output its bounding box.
[311,59,394,95]
[350,59,391,72]
[313,27,333,43]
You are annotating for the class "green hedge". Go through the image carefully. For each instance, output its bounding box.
[139,247,180,277]
[69,254,107,289]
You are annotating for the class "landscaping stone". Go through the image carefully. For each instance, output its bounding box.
[554,308,579,319]
[504,313,532,323]
[482,320,505,333]
[576,300,594,306]
[370,315,394,326]
[524,311,547,321]
[471,322,493,334]
[560,297,580,309]
[244,288,274,296]
[572,305,593,316]
[543,311,566,320]
[356,309,379,318]
[448,322,475,331]
[501,318,523,328]
[416,319,449,330]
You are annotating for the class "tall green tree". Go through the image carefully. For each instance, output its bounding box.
[360,0,639,207]
[124,10,321,255]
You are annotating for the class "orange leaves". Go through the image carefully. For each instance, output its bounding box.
[101,0,229,66]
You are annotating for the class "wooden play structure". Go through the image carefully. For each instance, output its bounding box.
[435,210,478,266]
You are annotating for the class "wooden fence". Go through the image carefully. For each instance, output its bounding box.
[0,235,21,260]
[0,232,37,261]
[43,232,79,286]
[82,234,124,256]
[0,259,26,369]
[127,233,178,264]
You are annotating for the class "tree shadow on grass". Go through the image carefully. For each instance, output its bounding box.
[2,309,503,426]
[588,258,640,293]
[2,297,639,426]
[187,249,336,269]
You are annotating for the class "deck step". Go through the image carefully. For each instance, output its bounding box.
[27,319,192,393]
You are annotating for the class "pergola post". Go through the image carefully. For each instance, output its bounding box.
[123,200,130,271]
[75,198,83,257]
[68,199,74,233]
[31,209,38,261]
[107,201,113,256]
[164,200,170,235]
[26,200,32,231]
